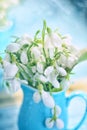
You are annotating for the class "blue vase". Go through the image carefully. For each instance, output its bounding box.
[18,84,87,130]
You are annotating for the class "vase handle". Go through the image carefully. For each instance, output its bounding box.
[66,91,87,130]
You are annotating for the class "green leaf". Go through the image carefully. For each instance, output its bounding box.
[42,20,47,44]
[21,44,29,50]
[0,56,2,63]
[50,87,62,92]
[34,30,40,41]
[47,27,52,35]
[78,48,87,63]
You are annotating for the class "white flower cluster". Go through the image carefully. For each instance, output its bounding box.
[45,105,64,129]
[0,21,79,128]
[0,22,79,91]
[33,90,64,129]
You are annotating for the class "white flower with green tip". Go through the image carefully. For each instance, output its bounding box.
[52,105,61,116]
[31,47,41,61]
[33,91,41,103]
[19,34,32,45]
[5,78,20,93]
[37,62,44,74]
[44,66,60,88]
[4,63,18,79]
[42,90,55,108]
[33,90,55,108]
[20,51,28,64]
[6,43,21,52]
[56,118,64,129]
[45,105,64,129]
[45,118,54,128]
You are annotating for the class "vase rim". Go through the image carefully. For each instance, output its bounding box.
[21,83,67,95]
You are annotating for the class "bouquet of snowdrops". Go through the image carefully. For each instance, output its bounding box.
[0,21,86,129]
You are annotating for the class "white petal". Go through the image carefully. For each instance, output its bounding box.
[60,79,70,90]
[6,43,20,52]
[4,54,10,61]
[51,33,62,48]
[56,119,64,129]
[52,105,62,116]
[38,75,48,83]
[58,67,67,76]
[45,118,54,128]
[44,66,54,77]
[33,91,41,103]
[58,55,67,68]
[62,34,72,45]
[31,47,41,60]
[20,51,28,64]
[31,66,37,73]
[49,77,60,88]
[45,35,53,49]
[20,80,28,84]
[42,91,55,108]
[4,63,18,79]
[3,60,10,68]
[66,55,78,69]
[49,48,54,59]
[37,63,44,73]
[8,79,20,93]
[19,34,32,45]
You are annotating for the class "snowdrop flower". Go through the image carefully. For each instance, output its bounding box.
[6,43,21,52]
[6,78,20,93]
[51,32,62,48]
[66,55,78,69]
[19,34,32,45]
[48,47,55,59]
[56,119,64,129]
[33,90,55,108]
[20,51,28,64]
[45,32,62,49]
[56,66,67,76]
[45,118,54,128]
[33,91,41,103]
[60,79,70,90]
[31,47,41,61]
[38,75,48,83]
[4,63,18,79]
[4,54,10,62]
[62,34,72,45]
[42,90,55,108]
[52,105,62,116]
[45,105,64,129]
[44,66,54,76]
[20,79,28,85]
[44,66,60,88]
[31,66,37,73]
[2,60,10,68]
[37,63,44,73]
[58,54,67,68]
